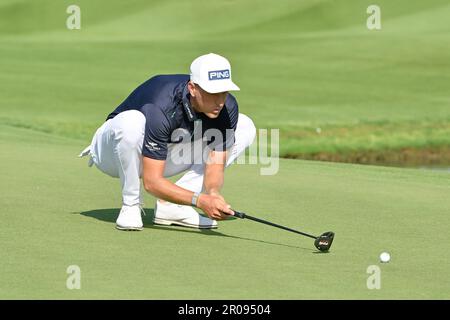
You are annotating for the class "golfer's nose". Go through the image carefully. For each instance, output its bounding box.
[216,92,227,106]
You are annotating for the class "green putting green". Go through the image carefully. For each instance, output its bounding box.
[1,125,449,299]
[1,0,449,299]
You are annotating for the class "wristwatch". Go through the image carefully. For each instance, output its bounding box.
[191,192,200,207]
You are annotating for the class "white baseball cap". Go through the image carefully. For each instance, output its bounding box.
[190,53,240,94]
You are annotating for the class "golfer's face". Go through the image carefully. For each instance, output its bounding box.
[195,84,228,118]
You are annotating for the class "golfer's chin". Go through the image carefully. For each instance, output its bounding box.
[204,110,221,119]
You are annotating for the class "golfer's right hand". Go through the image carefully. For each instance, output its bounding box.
[197,194,234,220]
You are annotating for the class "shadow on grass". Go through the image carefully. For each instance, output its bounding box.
[75,208,313,252]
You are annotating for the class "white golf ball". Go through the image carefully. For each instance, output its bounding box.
[380,252,390,263]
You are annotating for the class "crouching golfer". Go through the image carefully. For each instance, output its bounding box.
[79,53,256,231]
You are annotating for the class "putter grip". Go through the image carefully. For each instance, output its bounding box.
[233,211,246,219]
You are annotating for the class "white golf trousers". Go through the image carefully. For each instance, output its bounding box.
[87,110,256,206]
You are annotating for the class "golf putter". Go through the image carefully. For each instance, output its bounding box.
[232,210,335,252]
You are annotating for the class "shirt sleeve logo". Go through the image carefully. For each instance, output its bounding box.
[145,141,161,151]
[208,69,230,80]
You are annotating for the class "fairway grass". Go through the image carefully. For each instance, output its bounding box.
[1,0,450,164]
[1,124,449,299]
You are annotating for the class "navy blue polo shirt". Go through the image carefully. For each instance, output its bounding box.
[106,74,239,160]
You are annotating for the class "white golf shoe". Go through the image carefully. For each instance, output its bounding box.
[153,200,218,229]
[116,204,144,231]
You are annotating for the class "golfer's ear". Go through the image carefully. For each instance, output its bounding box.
[188,81,196,97]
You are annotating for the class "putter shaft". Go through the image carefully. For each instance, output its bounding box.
[233,211,317,240]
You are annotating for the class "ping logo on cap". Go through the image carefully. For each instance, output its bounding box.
[208,69,230,81]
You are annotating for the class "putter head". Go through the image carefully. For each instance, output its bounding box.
[314,232,335,252]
